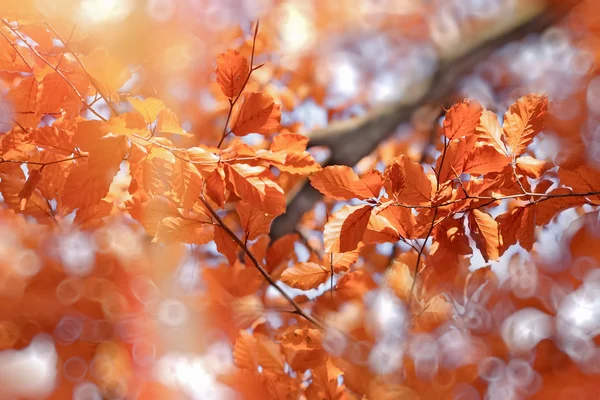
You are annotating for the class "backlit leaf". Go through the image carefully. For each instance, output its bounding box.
[216,49,249,98]
[280,262,330,290]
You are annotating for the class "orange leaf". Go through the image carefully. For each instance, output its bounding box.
[185,147,219,176]
[214,225,238,264]
[463,145,511,175]
[157,109,191,136]
[171,159,203,211]
[515,156,552,178]
[310,165,377,200]
[128,196,181,236]
[237,201,276,241]
[496,206,535,252]
[384,260,414,302]
[225,163,285,215]
[468,209,500,262]
[280,262,330,290]
[436,135,477,183]
[266,233,298,273]
[442,100,483,140]
[216,49,249,98]
[205,168,226,207]
[324,204,373,253]
[376,204,416,239]
[18,169,43,210]
[558,164,600,199]
[153,217,214,245]
[503,93,547,157]
[230,93,281,136]
[323,250,360,274]
[271,132,308,153]
[128,96,165,124]
[394,155,433,205]
[84,48,130,102]
[476,110,507,155]
[385,160,406,196]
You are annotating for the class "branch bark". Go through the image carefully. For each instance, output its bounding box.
[270,0,579,241]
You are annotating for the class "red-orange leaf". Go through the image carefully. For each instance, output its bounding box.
[280,262,330,290]
[230,93,281,136]
[515,156,552,178]
[237,201,276,241]
[443,100,483,140]
[395,155,433,205]
[468,209,500,262]
[324,204,373,253]
[476,110,508,155]
[503,93,548,157]
[463,145,511,175]
[216,49,249,98]
[225,163,285,215]
[214,225,238,264]
[309,166,376,200]
[18,169,43,210]
[154,217,213,245]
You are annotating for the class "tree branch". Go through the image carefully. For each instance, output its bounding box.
[199,195,325,330]
[270,1,579,241]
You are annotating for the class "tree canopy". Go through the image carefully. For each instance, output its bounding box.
[0,0,599,399]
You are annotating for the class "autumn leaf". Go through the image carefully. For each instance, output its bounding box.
[18,169,43,210]
[154,217,214,245]
[128,97,166,124]
[128,195,181,236]
[266,233,298,273]
[468,209,500,262]
[436,135,477,183]
[385,159,406,196]
[476,110,508,155]
[157,109,191,136]
[233,331,285,373]
[324,204,373,253]
[230,93,281,136]
[503,93,548,157]
[390,155,433,205]
[271,132,309,153]
[463,145,511,175]
[558,164,600,201]
[216,49,249,98]
[442,100,483,140]
[496,205,535,252]
[237,201,276,241]
[310,165,378,200]
[184,147,219,176]
[84,48,131,102]
[384,260,414,302]
[225,163,285,215]
[171,159,203,211]
[280,262,330,290]
[515,156,552,178]
[214,225,238,264]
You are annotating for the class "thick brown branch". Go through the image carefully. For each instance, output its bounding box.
[270,1,579,241]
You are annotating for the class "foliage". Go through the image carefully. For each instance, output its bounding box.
[0,1,600,399]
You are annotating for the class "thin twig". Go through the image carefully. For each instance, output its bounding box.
[199,195,325,330]
[42,19,120,116]
[218,20,260,148]
[1,20,108,122]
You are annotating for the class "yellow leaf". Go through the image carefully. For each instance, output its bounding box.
[128,97,166,124]
[84,48,130,102]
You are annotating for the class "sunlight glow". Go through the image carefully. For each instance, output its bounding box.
[80,0,132,23]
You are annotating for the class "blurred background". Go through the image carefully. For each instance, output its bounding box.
[0,0,600,399]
